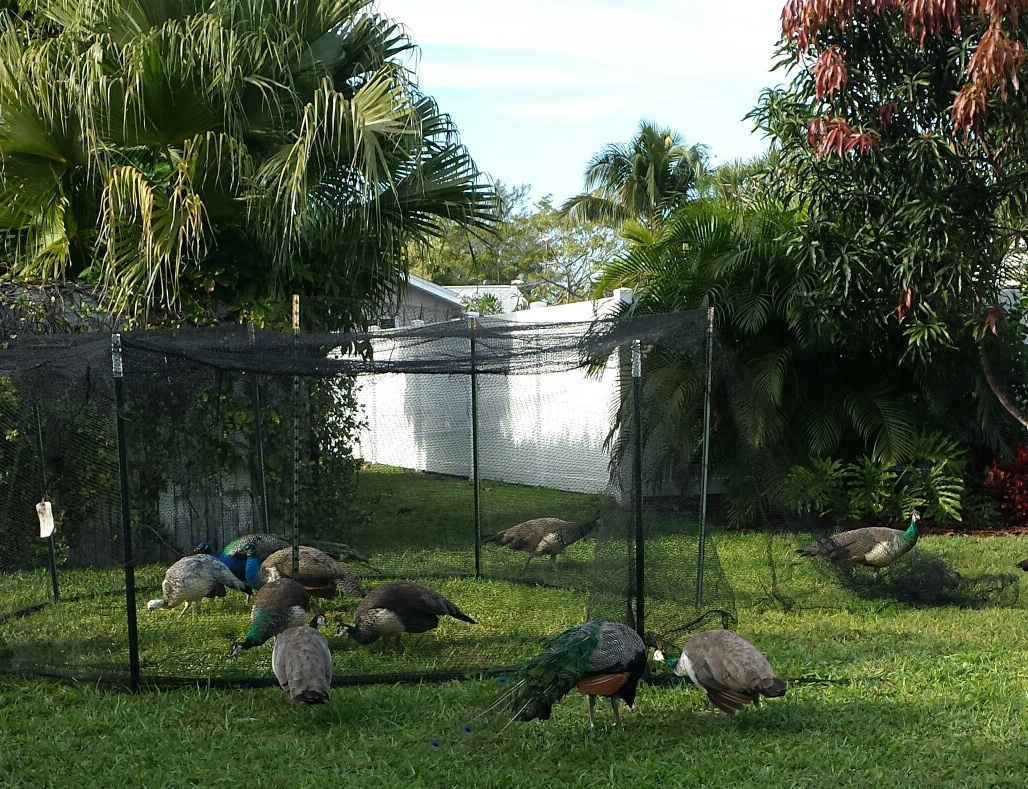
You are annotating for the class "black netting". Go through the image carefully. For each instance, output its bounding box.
[0,312,739,686]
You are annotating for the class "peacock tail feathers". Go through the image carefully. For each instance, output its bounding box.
[506,620,604,721]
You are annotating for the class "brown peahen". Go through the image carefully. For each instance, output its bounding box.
[495,620,646,733]
[336,581,476,652]
[258,546,367,600]
[272,626,333,705]
[231,578,325,655]
[653,630,786,715]
[482,516,599,570]
[147,554,248,616]
[797,511,921,571]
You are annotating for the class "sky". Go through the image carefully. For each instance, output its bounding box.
[379,0,787,206]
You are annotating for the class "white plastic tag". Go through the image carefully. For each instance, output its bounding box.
[36,500,54,538]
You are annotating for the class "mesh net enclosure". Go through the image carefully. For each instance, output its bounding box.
[0,309,742,687]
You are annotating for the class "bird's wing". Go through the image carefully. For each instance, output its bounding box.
[272,627,332,700]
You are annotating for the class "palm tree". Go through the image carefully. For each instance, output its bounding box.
[560,121,709,230]
[0,0,495,326]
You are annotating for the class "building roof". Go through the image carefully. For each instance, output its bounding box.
[406,273,464,307]
[445,284,525,314]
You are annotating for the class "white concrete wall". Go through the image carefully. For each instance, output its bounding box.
[353,293,632,494]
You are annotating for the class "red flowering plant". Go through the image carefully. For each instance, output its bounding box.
[983,445,1028,529]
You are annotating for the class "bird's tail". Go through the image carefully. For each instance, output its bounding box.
[796,543,823,557]
[481,532,503,544]
[212,560,249,593]
[291,688,329,705]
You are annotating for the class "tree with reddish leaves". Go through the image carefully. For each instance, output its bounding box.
[754,0,1028,443]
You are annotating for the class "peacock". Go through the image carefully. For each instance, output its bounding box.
[482,516,600,570]
[231,578,325,655]
[336,581,476,652]
[653,629,786,715]
[194,533,289,590]
[258,546,367,600]
[147,554,248,616]
[797,511,921,571]
[272,626,333,705]
[495,620,646,734]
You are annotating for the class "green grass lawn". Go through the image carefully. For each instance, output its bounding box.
[3,467,1028,787]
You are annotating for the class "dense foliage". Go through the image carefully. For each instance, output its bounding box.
[0,0,495,328]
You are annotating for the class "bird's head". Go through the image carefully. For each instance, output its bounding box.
[310,613,327,629]
[229,641,248,657]
[146,599,164,612]
[652,633,667,664]
[193,540,213,555]
[336,622,358,640]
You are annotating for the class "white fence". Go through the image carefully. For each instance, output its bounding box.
[354,293,632,494]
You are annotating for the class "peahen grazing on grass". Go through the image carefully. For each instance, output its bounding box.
[231,578,325,655]
[482,516,600,570]
[272,626,333,705]
[258,546,367,600]
[147,554,248,616]
[494,620,646,733]
[797,511,921,572]
[195,534,289,591]
[653,630,786,715]
[336,581,476,652]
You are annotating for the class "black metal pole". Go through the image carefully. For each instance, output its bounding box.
[249,325,270,535]
[291,296,300,579]
[470,316,482,579]
[632,339,644,636]
[34,402,60,602]
[696,307,715,608]
[112,334,140,692]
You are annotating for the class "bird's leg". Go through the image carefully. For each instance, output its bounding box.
[587,695,597,736]
[549,554,558,571]
[610,697,622,728]
[523,555,532,572]
[178,602,189,618]
[396,635,404,654]
[194,599,202,615]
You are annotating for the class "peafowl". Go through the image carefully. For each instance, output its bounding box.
[653,630,786,715]
[258,546,367,600]
[231,578,325,655]
[496,620,646,733]
[336,581,476,652]
[1018,558,1028,571]
[482,516,599,570]
[797,511,921,572]
[195,533,289,591]
[147,554,248,616]
[272,626,333,705]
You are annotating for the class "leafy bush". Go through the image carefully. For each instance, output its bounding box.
[785,431,966,523]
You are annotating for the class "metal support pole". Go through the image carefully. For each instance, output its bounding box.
[291,295,300,580]
[248,325,270,535]
[696,307,715,608]
[632,339,644,637]
[34,403,60,602]
[112,334,140,692]
[469,316,482,579]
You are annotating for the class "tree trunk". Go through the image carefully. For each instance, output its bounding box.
[979,342,1028,430]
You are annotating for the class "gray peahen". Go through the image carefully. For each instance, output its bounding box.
[258,546,367,600]
[147,554,248,616]
[482,516,599,570]
[493,620,646,734]
[231,578,325,655]
[272,626,333,705]
[653,629,786,715]
[797,511,921,571]
[336,581,475,652]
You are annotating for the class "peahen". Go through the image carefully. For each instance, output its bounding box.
[258,546,367,600]
[497,620,646,733]
[272,626,333,705]
[797,511,921,571]
[195,533,289,590]
[336,581,476,652]
[231,578,325,655]
[653,630,786,715]
[482,516,599,570]
[147,554,248,616]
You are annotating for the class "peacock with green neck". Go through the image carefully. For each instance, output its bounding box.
[797,511,921,569]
